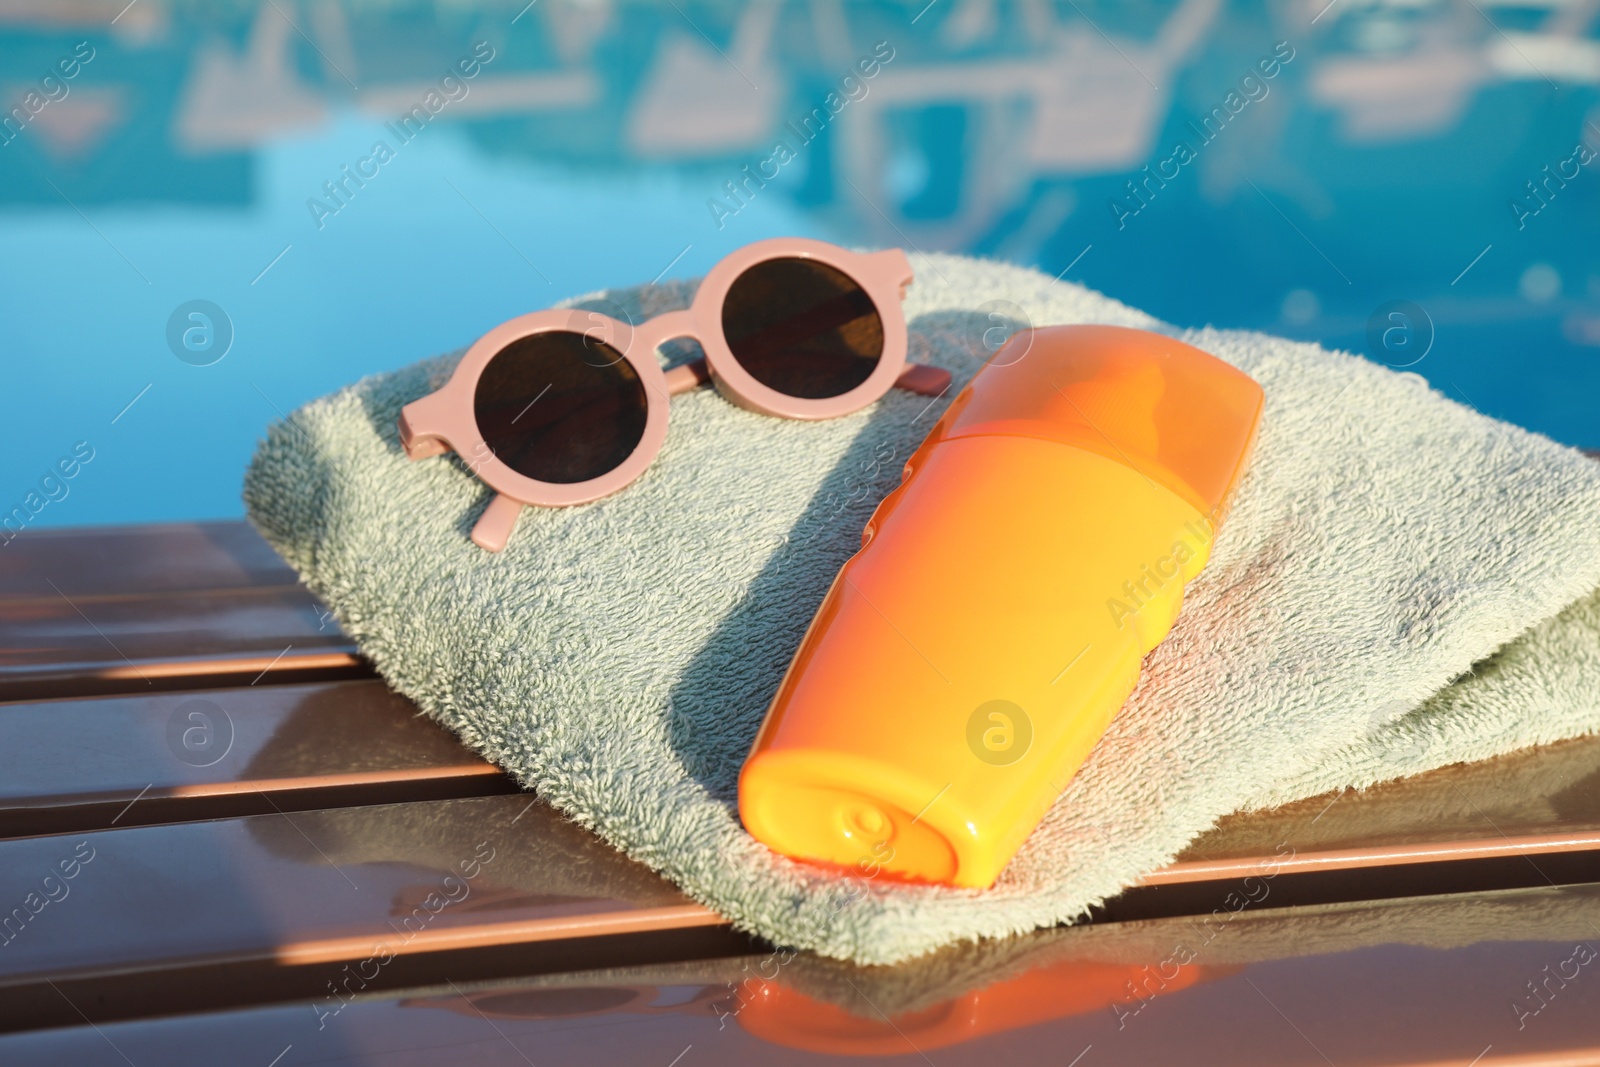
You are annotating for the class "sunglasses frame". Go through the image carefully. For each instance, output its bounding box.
[398,238,943,551]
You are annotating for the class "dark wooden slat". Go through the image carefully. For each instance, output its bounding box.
[1160,730,1600,884]
[0,521,299,599]
[0,793,718,1031]
[0,587,365,699]
[0,522,364,700]
[6,882,1600,1064]
[0,680,517,838]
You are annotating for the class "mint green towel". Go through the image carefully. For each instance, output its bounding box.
[243,253,1600,964]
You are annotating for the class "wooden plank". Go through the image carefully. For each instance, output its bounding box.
[0,522,363,699]
[0,586,362,698]
[5,882,1599,1063]
[0,793,714,1028]
[1155,729,1600,884]
[0,680,517,837]
[0,521,299,598]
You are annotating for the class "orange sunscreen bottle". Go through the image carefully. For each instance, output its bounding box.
[738,324,1264,888]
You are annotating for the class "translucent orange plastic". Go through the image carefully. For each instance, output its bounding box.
[738,325,1264,888]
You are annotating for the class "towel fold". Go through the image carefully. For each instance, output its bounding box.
[244,253,1600,964]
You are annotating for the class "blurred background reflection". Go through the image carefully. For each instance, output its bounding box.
[1,0,1596,526]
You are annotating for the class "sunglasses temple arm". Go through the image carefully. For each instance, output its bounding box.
[397,400,452,460]
[471,493,523,553]
[894,363,952,398]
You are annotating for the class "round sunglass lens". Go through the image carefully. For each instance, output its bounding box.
[721,258,885,399]
[473,331,648,484]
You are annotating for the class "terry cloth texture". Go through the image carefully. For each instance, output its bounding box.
[243,253,1600,965]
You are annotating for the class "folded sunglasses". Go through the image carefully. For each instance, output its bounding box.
[399,238,951,551]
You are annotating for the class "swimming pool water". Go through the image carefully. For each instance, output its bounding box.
[1,0,1596,529]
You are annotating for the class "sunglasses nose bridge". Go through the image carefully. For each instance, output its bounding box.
[632,308,698,356]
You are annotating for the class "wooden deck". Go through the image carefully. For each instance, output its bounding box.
[3,520,1598,1065]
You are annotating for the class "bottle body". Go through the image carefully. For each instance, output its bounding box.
[739,325,1263,888]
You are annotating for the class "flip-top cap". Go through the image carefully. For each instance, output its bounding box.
[929,324,1264,518]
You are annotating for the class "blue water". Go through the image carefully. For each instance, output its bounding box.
[2,1,1596,528]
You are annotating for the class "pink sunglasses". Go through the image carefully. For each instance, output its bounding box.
[398,237,950,551]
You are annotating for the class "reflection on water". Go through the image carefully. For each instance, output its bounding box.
[1,0,1596,526]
